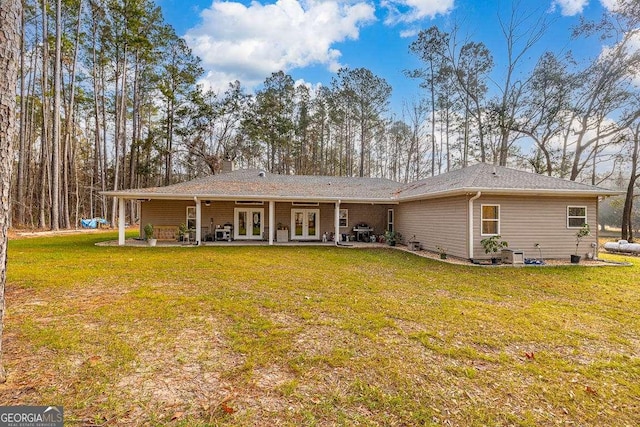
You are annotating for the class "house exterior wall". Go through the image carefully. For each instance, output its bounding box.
[396,194,599,260]
[140,200,257,238]
[140,199,389,241]
[338,203,388,239]
[140,200,195,233]
[471,195,599,260]
[396,196,469,258]
[140,195,599,258]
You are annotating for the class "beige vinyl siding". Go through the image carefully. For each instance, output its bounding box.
[396,196,469,258]
[472,196,599,260]
[141,200,389,241]
[338,203,388,236]
[274,202,387,240]
[140,200,193,233]
[142,200,269,238]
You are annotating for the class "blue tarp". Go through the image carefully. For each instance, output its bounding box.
[80,218,109,229]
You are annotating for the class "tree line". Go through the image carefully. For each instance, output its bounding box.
[8,0,640,239]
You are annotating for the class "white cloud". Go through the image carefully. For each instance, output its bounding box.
[399,28,420,38]
[599,0,621,12]
[550,0,589,16]
[184,0,375,92]
[382,0,454,24]
[294,78,323,94]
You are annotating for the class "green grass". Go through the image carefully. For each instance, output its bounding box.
[2,232,639,426]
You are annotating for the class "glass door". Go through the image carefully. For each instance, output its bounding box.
[291,209,319,240]
[234,208,264,240]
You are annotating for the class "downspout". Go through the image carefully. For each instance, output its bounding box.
[595,196,603,259]
[194,197,201,245]
[468,191,481,259]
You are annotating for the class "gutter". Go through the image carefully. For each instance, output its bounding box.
[99,192,400,205]
[396,187,623,202]
[468,191,482,260]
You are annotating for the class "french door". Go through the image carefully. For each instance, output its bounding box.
[234,208,264,240]
[291,209,319,240]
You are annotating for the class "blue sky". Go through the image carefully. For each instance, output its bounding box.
[154,0,618,113]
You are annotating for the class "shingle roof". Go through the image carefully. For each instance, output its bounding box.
[103,163,620,201]
[107,168,402,202]
[395,163,618,199]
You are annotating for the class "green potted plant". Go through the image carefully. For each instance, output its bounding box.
[572,223,590,264]
[144,223,157,247]
[436,246,447,259]
[481,235,508,264]
[178,223,189,242]
[384,230,401,246]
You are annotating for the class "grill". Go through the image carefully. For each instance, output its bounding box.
[352,223,373,242]
[215,223,233,241]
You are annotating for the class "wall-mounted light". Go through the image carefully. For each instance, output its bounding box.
[205,200,211,207]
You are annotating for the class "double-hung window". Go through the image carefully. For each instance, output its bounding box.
[186,206,196,230]
[567,206,587,228]
[339,209,348,227]
[481,204,500,236]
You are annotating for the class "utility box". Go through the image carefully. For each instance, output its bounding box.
[502,249,524,264]
[277,229,289,243]
[408,241,421,251]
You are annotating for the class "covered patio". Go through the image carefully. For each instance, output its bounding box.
[112,195,394,247]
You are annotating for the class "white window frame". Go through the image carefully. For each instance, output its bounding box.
[387,209,394,232]
[481,204,500,236]
[186,206,196,230]
[567,206,587,229]
[339,209,348,228]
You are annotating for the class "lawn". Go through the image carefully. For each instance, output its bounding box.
[1,232,639,426]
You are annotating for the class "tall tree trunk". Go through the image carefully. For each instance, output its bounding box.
[62,0,83,228]
[111,49,127,226]
[0,0,22,384]
[622,122,640,242]
[429,69,436,177]
[15,3,26,226]
[91,26,103,220]
[129,54,140,223]
[51,0,62,230]
[99,50,108,219]
[38,0,49,229]
[25,46,37,226]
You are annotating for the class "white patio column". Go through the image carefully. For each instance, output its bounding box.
[118,197,125,246]
[269,200,275,245]
[195,198,202,244]
[334,200,341,245]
